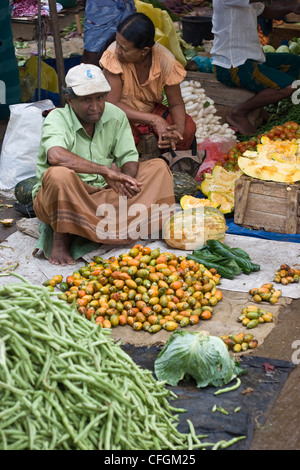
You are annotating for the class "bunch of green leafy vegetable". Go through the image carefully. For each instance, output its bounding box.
[187,240,260,279]
[154,330,246,388]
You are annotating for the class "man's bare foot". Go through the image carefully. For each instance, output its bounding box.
[226,111,258,135]
[49,232,76,266]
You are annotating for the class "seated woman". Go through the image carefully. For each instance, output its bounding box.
[100,12,196,151]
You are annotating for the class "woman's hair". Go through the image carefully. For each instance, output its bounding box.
[117,13,155,50]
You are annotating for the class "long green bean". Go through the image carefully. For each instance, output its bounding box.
[0,274,247,450]
[214,377,241,395]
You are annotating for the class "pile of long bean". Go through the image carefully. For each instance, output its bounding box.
[0,273,246,450]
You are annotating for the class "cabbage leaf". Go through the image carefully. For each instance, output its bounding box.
[154,331,245,388]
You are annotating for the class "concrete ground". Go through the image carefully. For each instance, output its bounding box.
[0,11,299,449]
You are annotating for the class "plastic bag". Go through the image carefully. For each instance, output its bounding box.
[134,0,187,66]
[19,55,59,103]
[0,99,55,191]
[195,136,237,182]
[192,56,213,73]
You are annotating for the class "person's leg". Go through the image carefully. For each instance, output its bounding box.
[82,0,136,66]
[33,161,175,264]
[265,52,300,80]
[215,59,299,134]
[33,167,102,265]
[48,233,76,266]
[227,85,294,135]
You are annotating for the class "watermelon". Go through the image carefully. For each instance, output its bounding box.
[14,176,37,204]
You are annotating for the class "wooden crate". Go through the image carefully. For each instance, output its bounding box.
[234,175,300,234]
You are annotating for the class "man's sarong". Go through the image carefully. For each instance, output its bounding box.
[33,159,175,247]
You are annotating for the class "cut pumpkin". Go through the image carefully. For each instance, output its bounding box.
[200,166,242,213]
[271,152,300,164]
[211,165,243,184]
[238,156,300,183]
[257,136,298,158]
[180,195,220,210]
[207,192,234,214]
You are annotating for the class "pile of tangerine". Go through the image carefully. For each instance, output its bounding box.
[53,245,223,333]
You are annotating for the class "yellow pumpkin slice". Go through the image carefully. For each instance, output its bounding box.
[180,195,220,210]
[207,192,234,214]
[212,165,243,184]
[271,152,300,164]
[256,136,298,159]
[238,156,300,183]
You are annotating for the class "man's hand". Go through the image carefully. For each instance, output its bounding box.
[104,165,142,198]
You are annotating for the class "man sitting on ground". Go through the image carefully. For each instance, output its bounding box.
[32,64,175,266]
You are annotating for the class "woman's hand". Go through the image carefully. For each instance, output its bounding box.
[152,116,183,150]
[104,164,142,198]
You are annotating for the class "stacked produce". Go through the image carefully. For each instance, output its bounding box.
[53,245,224,332]
[220,332,258,353]
[274,264,300,284]
[161,0,194,15]
[220,121,300,172]
[0,273,239,450]
[263,37,300,55]
[237,305,274,329]
[238,135,300,183]
[258,24,269,46]
[249,283,282,304]
[180,80,236,142]
[264,98,294,120]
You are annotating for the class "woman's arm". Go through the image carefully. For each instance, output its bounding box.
[164,84,186,138]
[103,70,182,149]
[260,2,300,19]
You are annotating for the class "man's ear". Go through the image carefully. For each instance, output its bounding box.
[65,96,73,108]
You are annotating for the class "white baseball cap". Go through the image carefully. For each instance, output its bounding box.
[65,64,111,96]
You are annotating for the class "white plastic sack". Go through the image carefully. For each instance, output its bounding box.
[0,100,54,191]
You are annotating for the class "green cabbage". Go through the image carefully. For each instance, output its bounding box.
[276,45,290,53]
[154,330,245,388]
[263,45,276,53]
[289,42,300,54]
